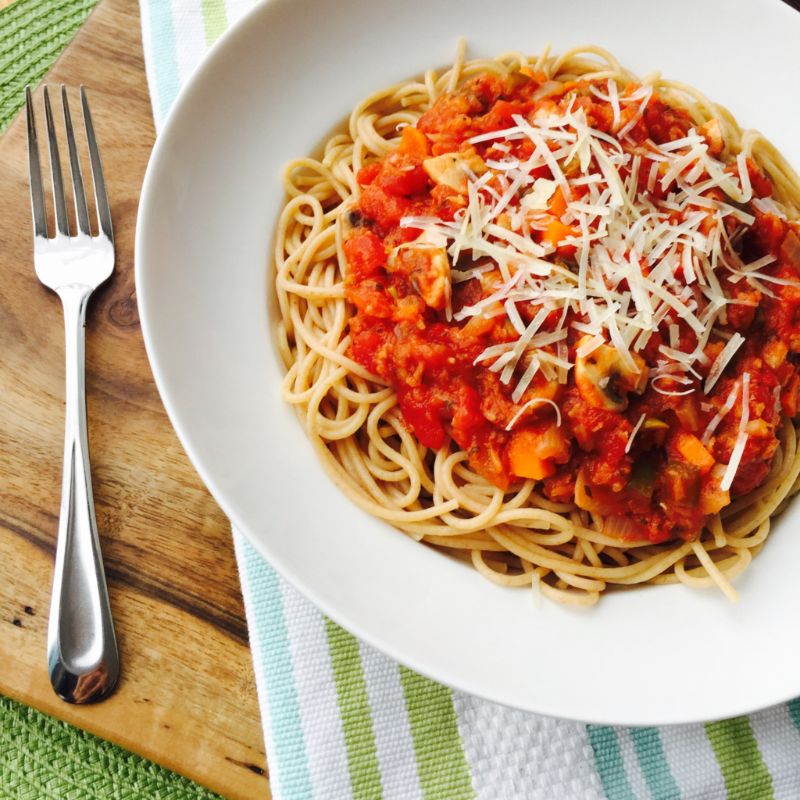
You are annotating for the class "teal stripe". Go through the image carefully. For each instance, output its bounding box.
[705,717,773,800]
[787,698,800,732]
[399,668,474,800]
[146,0,181,121]
[241,543,313,800]
[586,726,636,800]
[629,728,680,800]
[325,621,384,800]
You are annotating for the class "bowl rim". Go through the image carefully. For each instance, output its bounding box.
[135,0,800,726]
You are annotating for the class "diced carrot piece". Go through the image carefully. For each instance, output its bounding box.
[542,219,575,253]
[398,126,430,157]
[548,187,568,218]
[510,451,555,481]
[461,314,496,338]
[674,432,715,475]
[508,427,566,480]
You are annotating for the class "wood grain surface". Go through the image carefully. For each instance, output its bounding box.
[0,1,270,797]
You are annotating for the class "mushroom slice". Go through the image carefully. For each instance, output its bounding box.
[388,241,451,311]
[575,336,648,411]
[338,199,367,243]
[422,149,487,194]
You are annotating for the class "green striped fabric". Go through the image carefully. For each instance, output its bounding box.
[399,668,474,800]
[199,0,226,45]
[326,620,384,800]
[235,534,800,800]
[706,718,774,800]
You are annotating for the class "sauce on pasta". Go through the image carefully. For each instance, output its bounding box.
[276,45,800,604]
[343,69,800,544]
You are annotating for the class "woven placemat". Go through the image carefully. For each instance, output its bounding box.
[0,0,96,130]
[0,695,223,799]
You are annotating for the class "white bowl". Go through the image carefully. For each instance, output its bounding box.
[136,0,800,725]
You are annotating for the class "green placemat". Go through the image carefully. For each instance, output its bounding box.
[0,1,228,798]
[0,694,223,798]
[0,0,97,131]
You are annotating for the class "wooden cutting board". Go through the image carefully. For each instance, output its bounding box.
[0,1,270,798]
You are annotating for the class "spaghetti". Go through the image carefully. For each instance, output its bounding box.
[275,44,800,606]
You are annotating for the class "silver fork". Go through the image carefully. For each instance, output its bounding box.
[26,85,119,704]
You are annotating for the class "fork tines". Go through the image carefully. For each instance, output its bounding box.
[25,85,113,243]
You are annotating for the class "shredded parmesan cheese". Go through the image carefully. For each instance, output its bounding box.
[398,81,767,414]
[704,333,745,394]
[505,397,563,431]
[720,372,750,492]
[625,413,647,454]
[701,380,742,446]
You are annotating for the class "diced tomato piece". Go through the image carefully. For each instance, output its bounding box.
[345,278,394,319]
[343,232,386,279]
[356,162,381,186]
[478,99,525,130]
[378,167,429,197]
[746,158,774,198]
[781,230,800,272]
[643,99,691,144]
[781,372,800,418]
[397,387,447,450]
[749,212,787,255]
[451,384,484,440]
[359,185,410,231]
[377,154,430,196]
[348,318,392,377]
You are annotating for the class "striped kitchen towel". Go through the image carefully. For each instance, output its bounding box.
[139,1,800,797]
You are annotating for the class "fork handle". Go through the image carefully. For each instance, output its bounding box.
[47,283,119,704]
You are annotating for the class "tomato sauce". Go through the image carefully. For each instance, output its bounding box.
[342,70,800,543]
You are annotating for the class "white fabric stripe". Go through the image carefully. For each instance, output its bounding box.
[232,534,286,800]
[172,0,207,86]
[453,692,604,800]
[616,728,652,800]
[358,641,424,800]
[750,705,800,799]
[279,579,353,800]
[660,724,726,800]
[137,0,162,130]
[223,0,255,27]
